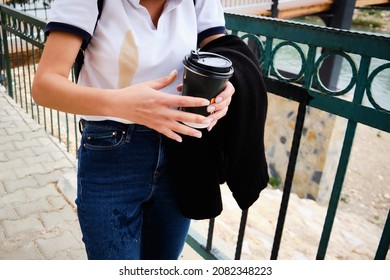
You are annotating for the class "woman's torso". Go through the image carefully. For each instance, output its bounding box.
[46,0,225,122]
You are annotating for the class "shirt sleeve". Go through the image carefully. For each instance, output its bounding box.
[45,0,99,48]
[195,0,226,43]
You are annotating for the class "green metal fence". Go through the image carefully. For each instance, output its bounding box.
[224,13,390,260]
[1,4,389,260]
[0,4,79,155]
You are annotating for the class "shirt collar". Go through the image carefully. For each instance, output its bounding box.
[127,0,185,8]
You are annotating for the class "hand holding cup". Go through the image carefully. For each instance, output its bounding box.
[180,50,234,128]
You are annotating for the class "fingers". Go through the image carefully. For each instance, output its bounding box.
[158,91,210,108]
[205,81,235,131]
[149,111,211,143]
[158,121,204,143]
[206,81,234,113]
[123,72,235,140]
[130,93,212,142]
[206,106,227,131]
[143,70,210,108]
[146,69,178,90]
[169,81,235,133]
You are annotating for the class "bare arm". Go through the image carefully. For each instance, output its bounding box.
[199,34,224,48]
[32,31,112,116]
[32,31,213,142]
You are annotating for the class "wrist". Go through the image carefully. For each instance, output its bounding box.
[99,88,121,118]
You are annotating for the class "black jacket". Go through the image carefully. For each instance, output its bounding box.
[167,35,269,219]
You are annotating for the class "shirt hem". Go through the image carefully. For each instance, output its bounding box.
[198,26,226,44]
[45,22,92,49]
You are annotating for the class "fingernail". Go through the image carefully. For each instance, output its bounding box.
[216,97,223,103]
[194,131,202,138]
[202,119,212,125]
[201,100,210,106]
[176,137,182,143]
[169,69,177,76]
[207,106,216,113]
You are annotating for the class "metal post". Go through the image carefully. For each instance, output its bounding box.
[0,5,14,98]
[234,210,248,260]
[0,18,3,85]
[271,0,279,18]
[375,210,390,260]
[319,0,357,90]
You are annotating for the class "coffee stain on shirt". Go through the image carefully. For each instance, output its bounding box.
[118,30,139,88]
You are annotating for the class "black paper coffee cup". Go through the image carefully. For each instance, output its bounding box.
[181,50,234,128]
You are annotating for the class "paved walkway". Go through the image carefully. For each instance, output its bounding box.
[0,92,87,260]
[0,92,200,260]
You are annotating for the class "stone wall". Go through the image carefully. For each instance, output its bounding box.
[264,94,337,201]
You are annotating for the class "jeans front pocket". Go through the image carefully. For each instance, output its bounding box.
[83,127,126,151]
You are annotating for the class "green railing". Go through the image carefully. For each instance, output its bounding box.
[224,13,390,260]
[0,4,80,155]
[1,4,389,260]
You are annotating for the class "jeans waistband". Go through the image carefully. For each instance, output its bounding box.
[78,119,156,135]
[79,119,132,133]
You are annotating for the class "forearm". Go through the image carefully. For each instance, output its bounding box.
[32,71,114,117]
[32,31,115,117]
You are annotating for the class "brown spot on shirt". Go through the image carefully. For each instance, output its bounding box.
[118,30,139,88]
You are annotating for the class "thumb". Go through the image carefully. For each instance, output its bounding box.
[147,69,178,90]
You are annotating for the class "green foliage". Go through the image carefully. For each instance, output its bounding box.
[340,195,349,204]
[353,9,383,29]
[353,18,382,28]
[365,9,382,17]
[268,177,281,189]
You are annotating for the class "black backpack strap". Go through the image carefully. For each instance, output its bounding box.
[97,0,104,26]
[74,0,104,82]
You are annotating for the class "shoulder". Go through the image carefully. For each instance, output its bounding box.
[46,0,100,36]
[194,0,226,44]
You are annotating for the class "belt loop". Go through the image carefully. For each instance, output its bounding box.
[78,119,85,134]
[124,124,135,143]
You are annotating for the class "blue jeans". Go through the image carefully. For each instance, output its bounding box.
[76,120,191,260]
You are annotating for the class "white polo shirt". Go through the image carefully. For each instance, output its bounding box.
[45,0,226,123]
